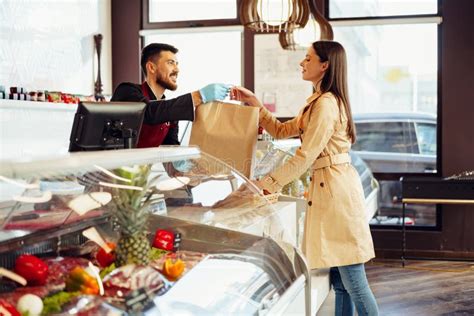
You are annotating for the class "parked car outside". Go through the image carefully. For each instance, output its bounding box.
[352,112,437,226]
[352,112,436,173]
[255,139,379,222]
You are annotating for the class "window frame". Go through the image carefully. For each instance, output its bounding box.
[142,0,243,29]
[324,0,443,230]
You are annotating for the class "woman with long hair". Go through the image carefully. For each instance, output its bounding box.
[230,41,379,316]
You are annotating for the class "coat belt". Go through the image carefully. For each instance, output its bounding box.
[312,153,351,170]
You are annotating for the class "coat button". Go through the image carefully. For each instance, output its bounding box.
[309,176,312,181]
[320,182,324,187]
[308,201,312,206]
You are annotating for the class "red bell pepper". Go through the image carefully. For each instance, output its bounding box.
[96,242,116,267]
[14,254,48,286]
[0,299,20,316]
[153,229,180,251]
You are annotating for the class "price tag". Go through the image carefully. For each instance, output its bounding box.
[124,288,155,314]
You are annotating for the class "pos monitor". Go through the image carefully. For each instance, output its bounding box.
[69,101,146,152]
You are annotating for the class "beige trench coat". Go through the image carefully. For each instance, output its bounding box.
[258,91,375,269]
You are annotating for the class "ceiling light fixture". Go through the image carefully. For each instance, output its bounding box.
[240,0,310,32]
[279,0,333,50]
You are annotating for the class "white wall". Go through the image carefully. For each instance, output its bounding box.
[0,0,112,96]
[0,100,77,160]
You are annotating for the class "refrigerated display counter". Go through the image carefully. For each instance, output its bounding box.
[0,146,311,315]
[254,139,379,313]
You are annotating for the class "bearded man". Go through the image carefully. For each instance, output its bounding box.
[111,43,229,147]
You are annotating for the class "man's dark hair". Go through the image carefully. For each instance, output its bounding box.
[141,43,178,76]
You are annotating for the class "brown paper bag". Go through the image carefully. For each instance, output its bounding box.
[189,101,259,179]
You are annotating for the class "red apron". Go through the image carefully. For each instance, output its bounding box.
[136,82,175,148]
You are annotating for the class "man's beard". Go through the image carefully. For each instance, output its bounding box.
[156,72,178,91]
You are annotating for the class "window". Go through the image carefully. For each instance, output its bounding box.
[327,0,441,227]
[254,34,313,117]
[143,28,242,96]
[142,27,243,144]
[369,180,436,227]
[334,23,438,118]
[148,0,237,23]
[354,122,412,153]
[329,0,438,18]
[143,2,242,144]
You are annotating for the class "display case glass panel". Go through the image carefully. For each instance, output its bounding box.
[0,147,306,315]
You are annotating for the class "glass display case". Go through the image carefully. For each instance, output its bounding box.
[254,139,379,313]
[0,146,310,315]
[255,139,379,222]
[255,139,310,198]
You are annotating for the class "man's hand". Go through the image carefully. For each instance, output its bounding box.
[199,83,231,103]
[171,159,193,173]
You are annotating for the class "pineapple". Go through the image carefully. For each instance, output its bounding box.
[116,232,150,266]
[111,165,154,266]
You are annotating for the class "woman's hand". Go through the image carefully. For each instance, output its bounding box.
[253,180,272,195]
[230,86,263,108]
[235,180,270,195]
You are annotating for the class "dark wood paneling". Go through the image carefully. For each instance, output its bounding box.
[373,229,444,254]
[439,0,474,253]
[111,0,142,90]
[374,0,474,258]
[243,28,255,90]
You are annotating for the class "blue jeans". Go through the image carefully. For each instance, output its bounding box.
[330,263,379,316]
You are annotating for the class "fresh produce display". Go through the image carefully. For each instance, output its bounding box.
[14,255,48,286]
[149,248,168,261]
[0,299,20,316]
[0,164,216,314]
[102,264,166,298]
[95,242,116,268]
[0,241,207,315]
[0,153,292,315]
[162,258,185,281]
[282,169,311,198]
[153,229,181,251]
[16,294,43,316]
[41,291,80,315]
[65,267,99,295]
[150,250,206,273]
[112,165,153,266]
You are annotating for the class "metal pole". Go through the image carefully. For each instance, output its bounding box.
[402,202,406,267]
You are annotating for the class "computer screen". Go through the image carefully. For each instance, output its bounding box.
[69,101,146,152]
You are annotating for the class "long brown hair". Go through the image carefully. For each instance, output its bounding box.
[312,41,356,143]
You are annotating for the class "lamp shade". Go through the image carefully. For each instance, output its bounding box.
[240,0,310,32]
[279,0,333,50]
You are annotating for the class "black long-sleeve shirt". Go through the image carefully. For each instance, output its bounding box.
[110,82,194,145]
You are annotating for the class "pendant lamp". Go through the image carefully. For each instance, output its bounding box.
[279,0,333,50]
[240,0,310,32]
